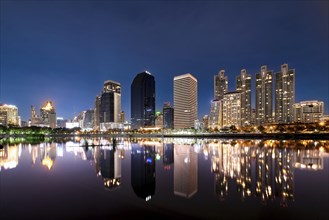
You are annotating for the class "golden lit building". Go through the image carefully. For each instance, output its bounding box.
[40,101,56,128]
[222,92,242,128]
[0,104,19,126]
[293,100,324,123]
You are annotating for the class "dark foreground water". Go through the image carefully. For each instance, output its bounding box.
[1,138,328,220]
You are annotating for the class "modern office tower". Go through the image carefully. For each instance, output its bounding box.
[209,99,222,130]
[256,65,273,125]
[251,108,256,125]
[236,69,251,126]
[94,96,101,130]
[99,148,122,190]
[214,70,228,100]
[77,109,94,130]
[56,117,67,128]
[203,115,209,129]
[155,112,163,128]
[131,144,156,201]
[222,92,242,128]
[163,102,174,129]
[174,144,198,198]
[40,101,56,128]
[173,73,198,129]
[0,104,19,126]
[293,100,324,123]
[99,80,122,130]
[120,111,125,123]
[275,64,295,123]
[131,71,156,129]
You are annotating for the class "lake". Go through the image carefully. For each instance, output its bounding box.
[0,138,328,220]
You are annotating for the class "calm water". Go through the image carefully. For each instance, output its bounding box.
[1,138,328,220]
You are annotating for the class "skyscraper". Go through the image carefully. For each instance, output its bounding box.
[40,101,56,128]
[214,70,228,101]
[275,64,295,123]
[174,73,198,129]
[209,99,222,129]
[256,65,273,125]
[222,92,242,128]
[236,69,251,126]
[131,71,156,129]
[95,80,122,131]
[163,102,174,129]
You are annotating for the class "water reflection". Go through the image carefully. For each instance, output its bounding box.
[131,143,156,201]
[0,138,328,207]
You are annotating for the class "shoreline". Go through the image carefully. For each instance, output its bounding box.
[1,132,328,140]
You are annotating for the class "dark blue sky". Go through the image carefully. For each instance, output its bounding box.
[1,0,328,121]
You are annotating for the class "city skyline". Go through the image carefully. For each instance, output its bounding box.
[0,1,328,121]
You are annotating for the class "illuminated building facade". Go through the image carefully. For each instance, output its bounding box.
[77,109,94,130]
[40,101,56,128]
[163,102,174,129]
[174,144,198,198]
[236,69,251,126]
[275,64,295,123]
[155,111,163,128]
[214,70,228,101]
[131,71,156,129]
[292,100,324,123]
[0,104,19,126]
[209,99,222,129]
[256,65,273,125]
[94,96,101,130]
[222,92,242,127]
[174,73,198,129]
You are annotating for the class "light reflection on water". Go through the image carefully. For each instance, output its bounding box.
[0,138,328,219]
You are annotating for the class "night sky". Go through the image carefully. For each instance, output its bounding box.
[0,0,328,121]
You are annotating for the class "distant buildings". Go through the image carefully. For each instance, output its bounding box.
[155,111,163,128]
[275,64,295,123]
[174,73,198,129]
[236,69,251,126]
[77,109,94,130]
[163,102,174,129]
[30,101,56,128]
[95,80,122,131]
[131,71,156,130]
[222,92,242,128]
[0,104,19,126]
[293,100,324,123]
[256,65,273,125]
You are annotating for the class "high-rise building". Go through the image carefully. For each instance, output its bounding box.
[155,111,163,128]
[131,71,156,129]
[203,115,209,129]
[256,65,273,125]
[94,80,122,131]
[293,100,324,123]
[0,104,19,126]
[163,102,174,129]
[77,109,94,130]
[222,92,242,128]
[236,69,251,126]
[120,111,125,123]
[40,101,56,128]
[209,99,222,129]
[275,64,295,124]
[173,73,198,129]
[94,96,101,130]
[214,70,228,100]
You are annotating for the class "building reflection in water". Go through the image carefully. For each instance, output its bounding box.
[163,143,174,171]
[174,144,198,198]
[0,144,20,171]
[40,143,57,170]
[211,141,300,206]
[131,143,156,201]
